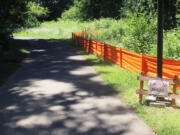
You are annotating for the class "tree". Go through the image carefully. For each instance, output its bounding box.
[0,0,48,52]
[0,0,29,51]
[163,0,177,29]
[63,0,122,20]
[38,0,73,20]
[120,0,178,29]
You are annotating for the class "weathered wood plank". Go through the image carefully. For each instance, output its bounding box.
[136,89,179,99]
[138,75,177,84]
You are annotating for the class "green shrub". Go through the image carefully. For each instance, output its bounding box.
[27,2,48,17]
[82,18,126,46]
[24,15,40,28]
[93,18,115,29]
[24,2,49,28]
[61,6,84,21]
[164,30,180,60]
[122,14,157,54]
[0,24,13,52]
[176,14,180,27]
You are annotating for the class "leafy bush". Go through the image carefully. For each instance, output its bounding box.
[24,2,49,28]
[27,2,49,17]
[79,18,125,47]
[164,30,180,60]
[61,6,84,21]
[122,14,157,54]
[93,18,115,29]
[62,0,122,21]
[24,15,40,28]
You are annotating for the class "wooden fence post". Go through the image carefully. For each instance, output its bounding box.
[78,36,80,46]
[86,38,88,51]
[73,34,76,47]
[172,75,178,105]
[120,48,123,67]
[141,54,146,74]
[101,43,103,58]
[81,37,83,47]
[85,38,87,51]
[74,34,76,45]
[76,36,78,47]
[103,42,106,61]
[86,39,89,53]
[89,39,92,53]
[72,33,74,44]
[83,36,85,49]
[139,72,145,104]
[96,41,98,56]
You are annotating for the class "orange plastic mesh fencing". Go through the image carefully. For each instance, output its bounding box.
[72,32,180,88]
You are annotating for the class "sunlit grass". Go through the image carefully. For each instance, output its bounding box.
[14,20,81,39]
[81,51,180,135]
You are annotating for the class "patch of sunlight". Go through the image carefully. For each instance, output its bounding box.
[70,96,125,113]
[31,49,46,52]
[89,75,105,84]
[32,49,46,52]
[5,105,19,111]
[64,120,78,128]
[48,105,65,111]
[16,113,52,128]
[20,48,29,53]
[69,66,95,76]
[11,79,76,98]
[75,91,89,96]
[67,55,85,61]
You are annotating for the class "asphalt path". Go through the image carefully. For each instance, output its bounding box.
[0,37,154,135]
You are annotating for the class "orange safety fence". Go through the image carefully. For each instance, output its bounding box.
[72,31,180,88]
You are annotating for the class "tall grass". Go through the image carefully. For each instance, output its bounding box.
[164,29,180,60]
[83,16,157,54]
[83,18,180,60]
[14,18,180,60]
[14,19,88,39]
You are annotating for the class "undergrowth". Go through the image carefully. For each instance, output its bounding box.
[14,18,180,60]
[0,39,28,86]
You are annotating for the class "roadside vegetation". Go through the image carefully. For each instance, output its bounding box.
[0,0,47,87]
[14,18,180,60]
[0,39,28,86]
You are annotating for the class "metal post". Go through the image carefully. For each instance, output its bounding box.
[157,0,164,78]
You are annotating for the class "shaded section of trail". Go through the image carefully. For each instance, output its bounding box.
[0,37,154,135]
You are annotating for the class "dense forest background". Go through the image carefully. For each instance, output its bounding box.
[1,0,180,54]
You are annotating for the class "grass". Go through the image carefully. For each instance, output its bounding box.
[14,18,180,60]
[0,39,28,86]
[81,51,180,135]
[14,19,180,135]
[14,20,91,39]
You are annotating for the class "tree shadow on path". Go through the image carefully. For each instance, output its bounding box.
[0,38,153,135]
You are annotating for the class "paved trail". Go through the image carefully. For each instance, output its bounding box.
[0,38,154,135]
